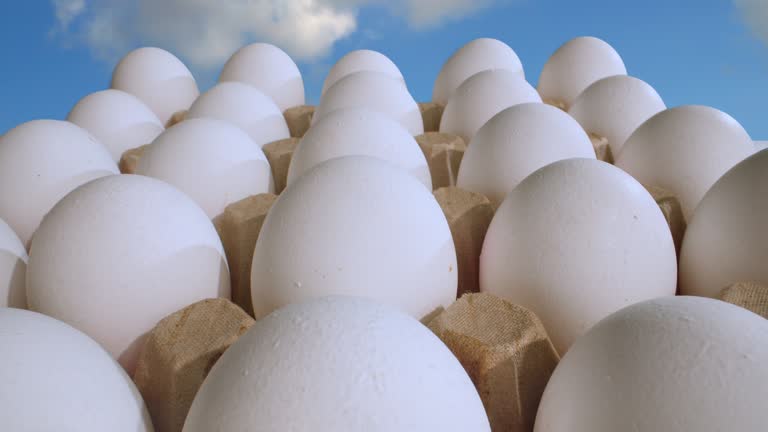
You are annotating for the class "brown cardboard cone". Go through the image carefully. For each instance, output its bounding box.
[283,105,315,138]
[119,144,151,174]
[262,138,299,195]
[428,293,560,432]
[434,187,495,297]
[719,281,768,319]
[644,184,687,257]
[589,133,613,164]
[213,193,278,316]
[133,298,255,432]
[166,110,188,128]
[415,132,466,190]
[419,102,445,133]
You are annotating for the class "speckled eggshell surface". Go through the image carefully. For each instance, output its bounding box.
[679,148,768,298]
[615,105,755,220]
[219,43,305,111]
[111,47,199,125]
[457,102,595,205]
[185,82,290,148]
[183,296,491,432]
[322,49,405,94]
[313,71,424,135]
[27,174,230,374]
[432,38,525,105]
[136,118,274,219]
[0,308,153,431]
[0,217,27,308]
[67,89,165,161]
[0,120,119,248]
[251,155,457,320]
[287,108,431,189]
[439,69,542,143]
[534,296,768,432]
[480,158,677,354]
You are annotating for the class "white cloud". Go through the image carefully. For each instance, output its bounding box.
[735,0,768,44]
[50,0,501,69]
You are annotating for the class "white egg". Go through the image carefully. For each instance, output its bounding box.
[439,69,542,143]
[184,296,491,432]
[537,36,627,110]
[111,47,200,125]
[186,82,290,147]
[27,174,230,374]
[287,108,431,189]
[0,217,27,308]
[322,49,405,95]
[480,158,677,354]
[755,140,767,151]
[535,296,768,432]
[433,38,524,105]
[457,102,595,205]
[313,71,424,135]
[0,120,118,248]
[136,118,273,219]
[251,155,456,320]
[67,89,165,162]
[679,148,768,298]
[219,43,305,112]
[0,308,153,431]
[614,105,755,220]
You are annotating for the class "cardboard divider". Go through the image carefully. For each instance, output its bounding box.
[262,138,299,195]
[416,132,466,190]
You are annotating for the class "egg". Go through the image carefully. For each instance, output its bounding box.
[111,47,200,125]
[136,118,274,219]
[0,308,153,430]
[322,49,405,95]
[568,75,666,157]
[755,140,767,151]
[537,36,627,110]
[614,105,755,220]
[251,155,456,320]
[313,71,423,135]
[27,174,230,374]
[480,158,677,354]
[287,108,431,189]
[679,148,768,298]
[0,120,119,248]
[534,296,768,432]
[183,296,491,432]
[185,82,290,147]
[0,217,27,308]
[456,102,595,205]
[67,89,165,162]
[439,69,542,143]
[433,38,525,105]
[219,43,305,112]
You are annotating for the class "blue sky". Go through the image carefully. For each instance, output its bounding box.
[2,1,767,138]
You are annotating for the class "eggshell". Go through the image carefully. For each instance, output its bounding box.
[457,103,595,205]
[614,105,755,220]
[0,308,153,431]
[251,155,457,320]
[27,174,230,374]
[480,158,677,354]
[67,89,165,161]
[534,296,768,432]
[111,47,200,125]
[186,82,290,147]
[322,49,405,95]
[183,296,491,432]
[136,118,274,219]
[537,36,627,110]
[0,120,119,248]
[568,75,666,156]
[0,217,27,308]
[433,38,525,105]
[287,108,431,189]
[219,43,305,111]
[755,140,767,151]
[313,71,424,135]
[439,69,542,143]
[679,148,768,298]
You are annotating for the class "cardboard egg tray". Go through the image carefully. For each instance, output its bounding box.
[121,103,767,432]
